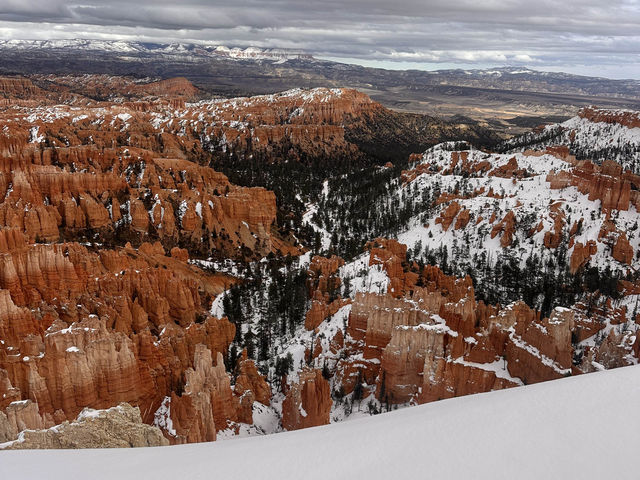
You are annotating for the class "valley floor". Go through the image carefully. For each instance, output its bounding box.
[2,364,639,480]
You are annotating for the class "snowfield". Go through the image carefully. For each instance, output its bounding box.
[2,365,639,480]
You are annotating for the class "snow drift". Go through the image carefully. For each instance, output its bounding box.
[2,365,639,480]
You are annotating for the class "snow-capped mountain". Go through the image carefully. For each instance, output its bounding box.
[0,39,313,62]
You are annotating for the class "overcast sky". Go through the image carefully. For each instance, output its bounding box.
[1,0,639,78]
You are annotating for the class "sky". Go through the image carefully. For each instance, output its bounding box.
[0,0,639,79]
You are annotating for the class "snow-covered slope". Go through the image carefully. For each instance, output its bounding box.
[396,144,640,278]
[2,365,639,479]
[502,107,640,173]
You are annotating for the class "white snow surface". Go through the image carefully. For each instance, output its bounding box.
[392,143,640,286]
[2,365,639,479]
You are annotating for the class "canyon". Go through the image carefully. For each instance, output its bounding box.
[0,74,638,449]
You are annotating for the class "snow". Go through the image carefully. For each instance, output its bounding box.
[28,126,45,143]
[153,397,176,437]
[2,365,639,479]
[389,143,640,281]
[503,111,640,173]
[217,402,281,439]
[340,253,389,295]
[0,40,315,63]
[76,404,125,422]
[209,290,228,318]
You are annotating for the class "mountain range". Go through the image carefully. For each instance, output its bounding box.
[2,39,640,134]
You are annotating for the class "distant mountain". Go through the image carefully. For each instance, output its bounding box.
[0,39,313,61]
[1,39,639,132]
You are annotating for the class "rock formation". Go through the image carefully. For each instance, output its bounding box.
[570,241,597,274]
[546,159,639,212]
[1,403,168,449]
[304,255,349,330]
[161,346,236,444]
[579,107,640,130]
[282,369,332,431]
[234,349,271,424]
[321,240,639,410]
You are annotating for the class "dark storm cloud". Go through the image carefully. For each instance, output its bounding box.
[0,0,639,76]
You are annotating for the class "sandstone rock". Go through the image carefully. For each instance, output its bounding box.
[379,324,449,403]
[163,346,238,444]
[0,237,238,440]
[546,159,636,212]
[435,201,461,232]
[0,409,17,442]
[329,240,633,411]
[2,403,168,449]
[282,369,332,431]
[366,238,418,297]
[0,92,298,260]
[490,211,516,248]
[419,361,516,403]
[543,203,565,249]
[235,350,271,406]
[454,208,471,230]
[307,255,344,296]
[612,233,634,265]
[489,157,527,178]
[579,107,640,129]
[170,247,189,262]
[505,307,574,384]
[570,241,597,274]
[304,296,350,331]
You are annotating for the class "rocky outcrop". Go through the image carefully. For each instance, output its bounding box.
[0,399,47,442]
[234,350,271,423]
[435,201,462,232]
[304,255,349,330]
[0,77,290,447]
[0,77,42,102]
[367,238,419,297]
[161,346,237,444]
[136,77,199,101]
[0,150,288,259]
[454,208,471,230]
[543,203,565,249]
[490,211,516,248]
[0,76,319,259]
[489,157,527,178]
[612,233,634,265]
[546,160,638,212]
[579,107,640,130]
[1,403,168,449]
[282,369,332,431]
[505,307,574,384]
[306,255,344,296]
[326,240,639,410]
[419,361,516,404]
[305,294,350,331]
[0,234,251,445]
[570,241,597,274]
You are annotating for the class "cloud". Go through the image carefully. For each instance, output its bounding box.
[0,0,639,77]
